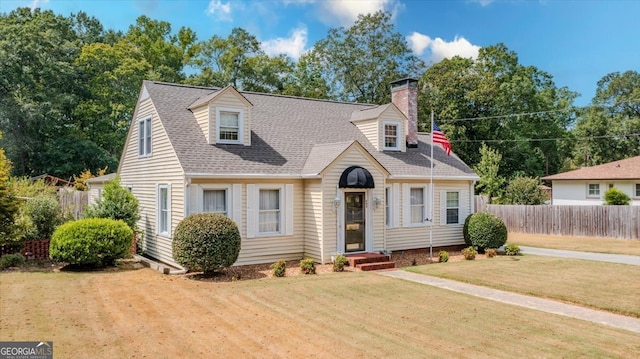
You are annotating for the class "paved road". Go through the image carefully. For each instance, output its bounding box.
[380,270,640,334]
[520,246,640,266]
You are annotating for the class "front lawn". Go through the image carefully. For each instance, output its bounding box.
[406,254,640,318]
[508,233,640,256]
[1,269,639,358]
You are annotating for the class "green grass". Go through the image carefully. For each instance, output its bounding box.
[508,233,640,256]
[406,254,640,317]
[1,269,639,358]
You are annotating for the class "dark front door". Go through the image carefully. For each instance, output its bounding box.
[345,192,365,252]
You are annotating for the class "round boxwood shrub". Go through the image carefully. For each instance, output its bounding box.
[172,213,240,274]
[464,212,507,250]
[50,218,133,267]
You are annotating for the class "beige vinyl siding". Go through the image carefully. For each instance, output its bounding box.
[303,179,323,262]
[119,97,185,267]
[385,180,471,251]
[192,105,209,143]
[354,119,379,150]
[209,91,251,146]
[87,185,103,206]
[321,145,386,263]
[189,178,304,266]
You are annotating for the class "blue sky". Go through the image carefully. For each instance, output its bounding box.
[2,0,639,106]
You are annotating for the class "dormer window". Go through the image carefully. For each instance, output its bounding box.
[216,107,244,144]
[383,121,400,151]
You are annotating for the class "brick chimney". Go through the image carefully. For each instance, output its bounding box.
[390,78,419,148]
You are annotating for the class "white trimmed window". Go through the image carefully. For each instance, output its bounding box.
[383,122,400,151]
[216,107,244,144]
[259,189,281,234]
[246,184,294,238]
[158,184,170,236]
[587,183,600,197]
[138,115,152,157]
[635,183,640,197]
[410,188,425,224]
[203,189,227,216]
[445,192,460,224]
[385,187,391,227]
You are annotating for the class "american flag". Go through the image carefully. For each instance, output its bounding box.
[432,122,452,156]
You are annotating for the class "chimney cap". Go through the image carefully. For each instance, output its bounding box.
[390,77,418,88]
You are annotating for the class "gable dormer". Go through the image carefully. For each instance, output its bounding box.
[188,86,253,146]
[350,104,407,152]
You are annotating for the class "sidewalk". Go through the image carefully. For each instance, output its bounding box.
[380,270,640,334]
[520,246,640,266]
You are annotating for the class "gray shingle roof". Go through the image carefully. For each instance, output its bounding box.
[143,81,478,179]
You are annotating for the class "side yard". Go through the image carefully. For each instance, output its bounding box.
[1,269,639,358]
[508,233,640,256]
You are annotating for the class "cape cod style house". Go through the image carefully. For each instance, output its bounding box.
[117,78,479,267]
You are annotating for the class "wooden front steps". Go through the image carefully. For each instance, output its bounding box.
[345,253,395,271]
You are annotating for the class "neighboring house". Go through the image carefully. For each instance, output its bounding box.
[86,173,117,206]
[117,78,479,267]
[542,156,640,205]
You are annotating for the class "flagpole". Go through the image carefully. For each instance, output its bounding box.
[429,109,434,263]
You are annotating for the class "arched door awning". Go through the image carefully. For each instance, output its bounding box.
[338,166,375,188]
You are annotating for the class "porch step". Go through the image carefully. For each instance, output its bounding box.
[357,261,396,271]
[345,253,395,271]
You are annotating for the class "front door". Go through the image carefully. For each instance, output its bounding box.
[344,192,365,252]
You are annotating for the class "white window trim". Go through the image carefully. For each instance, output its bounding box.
[246,184,294,238]
[444,191,460,225]
[157,184,171,237]
[635,183,640,198]
[382,121,401,151]
[215,107,244,144]
[199,184,231,216]
[587,183,600,198]
[402,184,430,227]
[385,187,391,228]
[138,115,152,157]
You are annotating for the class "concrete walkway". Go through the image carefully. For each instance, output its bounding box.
[380,270,640,334]
[520,246,640,266]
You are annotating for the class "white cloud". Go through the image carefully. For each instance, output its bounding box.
[317,0,403,26]
[29,0,49,10]
[262,26,308,60]
[468,0,495,6]
[206,0,233,21]
[407,32,480,63]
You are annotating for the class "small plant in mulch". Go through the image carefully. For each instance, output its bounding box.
[462,246,477,260]
[300,258,316,274]
[505,243,521,256]
[271,260,286,277]
[438,251,449,263]
[411,258,417,266]
[485,249,497,258]
[332,255,348,272]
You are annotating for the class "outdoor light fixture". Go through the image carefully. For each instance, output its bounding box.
[373,196,382,209]
[333,195,341,211]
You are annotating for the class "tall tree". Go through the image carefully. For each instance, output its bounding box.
[473,143,505,201]
[420,44,577,177]
[282,52,331,99]
[312,11,425,104]
[572,71,640,166]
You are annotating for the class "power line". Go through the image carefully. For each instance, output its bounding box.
[449,133,640,143]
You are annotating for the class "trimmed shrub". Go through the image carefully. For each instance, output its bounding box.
[22,194,63,239]
[485,248,497,258]
[300,258,316,274]
[0,253,25,269]
[604,187,630,205]
[438,250,449,263]
[50,218,133,267]
[333,254,348,272]
[505,243,521,256]
[462,246,477,260]
[172,213,240,274]
[464,212,507,250]
[271,260,286,277]
[83,176,140,231]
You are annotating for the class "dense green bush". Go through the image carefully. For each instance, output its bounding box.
[300,258,316,274]
[50,218,133,267]
[83,176,140,231]
[172,213,241,274]
[462,246,477,260]
[271,260,286,277]
[505,243,521,256]
[333,254,348,272]
[498,176,547,205]
[0,138,19,246]
[464,212,508,250]
[22,195,63,239]
[0,253,25,269]
[604,187,630,205]
[438,250,449,263]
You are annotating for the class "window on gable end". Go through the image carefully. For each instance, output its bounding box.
[138,115,152,157]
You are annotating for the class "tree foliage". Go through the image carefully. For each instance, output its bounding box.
[499,177,547,205]
[0,131,19,244]
[473,143,505,201]
[83,176,140,231]
[603,187,630,205]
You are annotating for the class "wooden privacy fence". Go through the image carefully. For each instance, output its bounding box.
[484,205,640,240]
[58,189,88,220]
